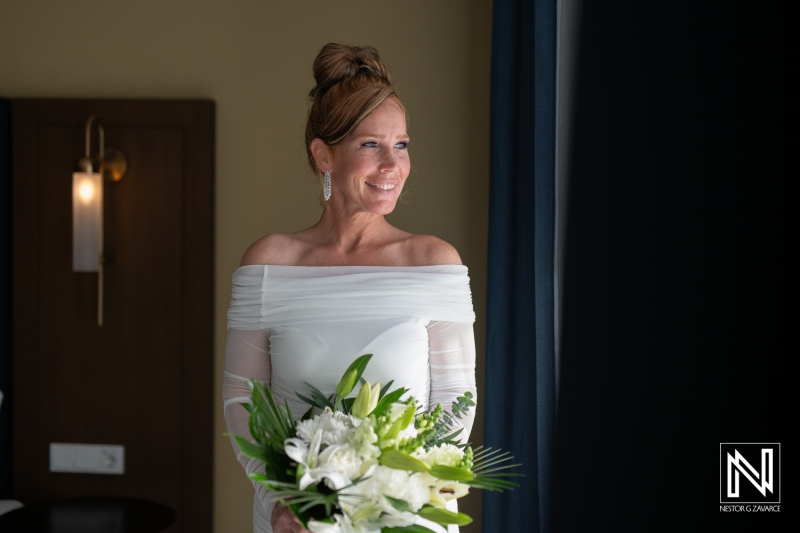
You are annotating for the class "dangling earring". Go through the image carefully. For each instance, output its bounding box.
[323,170,332,202]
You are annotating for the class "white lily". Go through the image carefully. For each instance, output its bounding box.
[351,381,381,418]
[428,478,471,508]
[285,429,350,490]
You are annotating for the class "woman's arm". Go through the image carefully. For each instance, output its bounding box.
[222,328,282,527]
[224,328,314,533]
[427,321,477,442]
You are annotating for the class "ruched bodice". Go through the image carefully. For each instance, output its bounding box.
[228,264,476,328]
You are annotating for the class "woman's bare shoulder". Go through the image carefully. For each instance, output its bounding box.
[239,233,305,266]
[406,234,462,266]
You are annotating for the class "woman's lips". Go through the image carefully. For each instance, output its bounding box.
[366,181,396,191]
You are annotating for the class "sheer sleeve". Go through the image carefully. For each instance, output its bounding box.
[222,328,279,526]
[427,321,477,443]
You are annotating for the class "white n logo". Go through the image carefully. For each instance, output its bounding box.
[727,448,773,497]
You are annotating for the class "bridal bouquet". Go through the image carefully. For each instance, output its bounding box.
[234,354,519,533]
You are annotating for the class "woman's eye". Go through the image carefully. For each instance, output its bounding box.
[362,141,378,148]
[395,142,409,150]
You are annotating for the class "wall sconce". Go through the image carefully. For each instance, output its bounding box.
[72,115,127,326]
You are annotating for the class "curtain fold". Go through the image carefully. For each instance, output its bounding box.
[483,0,557,531]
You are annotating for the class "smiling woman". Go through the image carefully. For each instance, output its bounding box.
[240,43,459,269]
[222,43,477,533]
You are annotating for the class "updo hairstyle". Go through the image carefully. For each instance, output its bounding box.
[305,43,405,175]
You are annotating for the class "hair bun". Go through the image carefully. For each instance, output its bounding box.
[310,43,392,99]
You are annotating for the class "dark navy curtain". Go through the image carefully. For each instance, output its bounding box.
[483,1,557,532]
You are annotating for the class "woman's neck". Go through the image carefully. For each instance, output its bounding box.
[311,206,395,250]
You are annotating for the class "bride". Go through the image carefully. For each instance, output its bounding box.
[223,43,476,533]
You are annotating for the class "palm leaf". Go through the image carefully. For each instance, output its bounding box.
[379,380,395,398]
[465,446,523,491]
[303,382,335,410]
[296,392,320,408]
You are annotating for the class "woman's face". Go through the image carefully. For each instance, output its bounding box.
[328,99,410,216]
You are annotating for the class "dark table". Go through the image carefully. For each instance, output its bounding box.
[0,497,176,533]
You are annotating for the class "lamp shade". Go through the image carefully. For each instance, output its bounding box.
[72,171,103,272]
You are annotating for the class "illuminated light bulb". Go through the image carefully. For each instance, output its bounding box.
[79,179,95,204]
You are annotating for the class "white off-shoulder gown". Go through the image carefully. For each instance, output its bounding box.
[223,265,477,533]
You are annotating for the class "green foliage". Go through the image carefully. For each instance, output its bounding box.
[371,387,407,418]
[335,354,373,408]
[418,392,476,450]
[297,354,375,416]
[417,506,473,526]
[429,464,475,482]
[450,391,475,420]
[378,449,431,473]
[383,494,409,512]
[465,446,524,491]
[381,526,437,533]
[238,380,297,484]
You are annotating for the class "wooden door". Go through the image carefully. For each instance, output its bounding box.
[11,99,214,533]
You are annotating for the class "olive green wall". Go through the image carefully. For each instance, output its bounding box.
[0,1,491,531]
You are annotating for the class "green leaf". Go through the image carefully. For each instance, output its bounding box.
[300,405,315,421]
[379,450,431,473]
[383,494,409,512]
[304,382,335,410]
[429,464,475,482]
[399,403,416,429]
[384,415,406,441]
[247,381,295,446]
[336,354,373,399]
[295,392,320,408]
[372,388,407,417]
[382,526,437,533]
[232,436,267,463]
[417,506,473,526]
[379,380,395,398]
[382,526,438,533]
[340,397,355,414]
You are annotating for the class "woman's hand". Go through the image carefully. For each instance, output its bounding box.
[271,503,310,533]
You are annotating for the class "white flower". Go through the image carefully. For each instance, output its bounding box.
[428,477,471,508]
[296,408,360,446]
[317,444,364,483]
[340,465,431,520]
[415,443,465,468]
[351,381,381,418]
[347,421,380,462]
[284,430,350,490]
